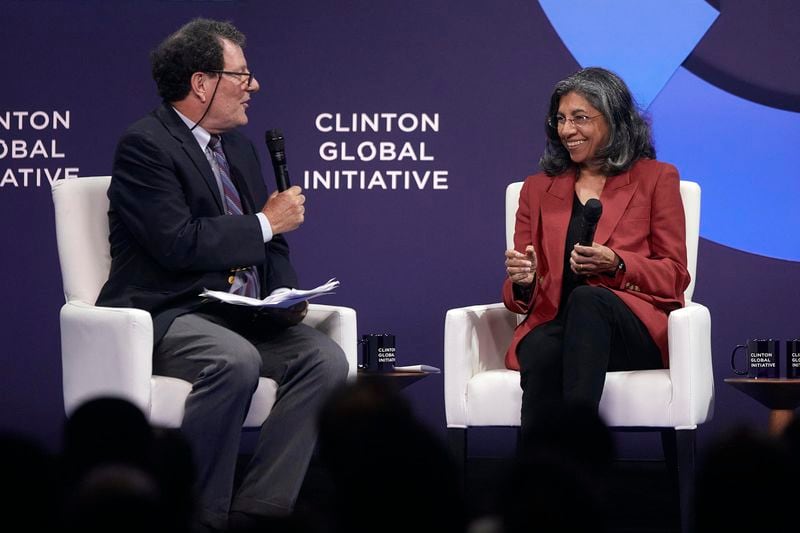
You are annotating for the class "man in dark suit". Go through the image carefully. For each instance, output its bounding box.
[96,18,348,532]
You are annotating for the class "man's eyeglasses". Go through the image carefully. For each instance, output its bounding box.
[547,114,602,129]
[208,70,255,88]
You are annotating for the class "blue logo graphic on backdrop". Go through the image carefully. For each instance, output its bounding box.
[540,0,800,261]
[539,0,718,108]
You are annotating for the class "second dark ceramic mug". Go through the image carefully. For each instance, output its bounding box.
[786,339,800,379]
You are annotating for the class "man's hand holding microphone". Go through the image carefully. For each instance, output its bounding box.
[262,186,305,234]
[262,128,305,235]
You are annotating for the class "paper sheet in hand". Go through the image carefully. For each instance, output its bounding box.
[200,278,339,308]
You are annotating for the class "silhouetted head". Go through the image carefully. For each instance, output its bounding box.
[694,426,796,532]
[62,397,154,486]
[318,381,465,533]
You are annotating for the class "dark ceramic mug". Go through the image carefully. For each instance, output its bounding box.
[358,333,396,372]
[731,339,779,378]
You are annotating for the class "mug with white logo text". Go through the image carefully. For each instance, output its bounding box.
[731,339,779,379]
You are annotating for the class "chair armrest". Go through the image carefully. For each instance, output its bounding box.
[60,301,154,417]
[667,301,715,428]
[444,303,517,427]
[305,303,358,379]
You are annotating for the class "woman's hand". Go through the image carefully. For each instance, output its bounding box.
[505,245,537,286]
[570,243,620,276]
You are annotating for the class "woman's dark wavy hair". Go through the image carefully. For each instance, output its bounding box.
[151,18,245,103]
[539,67,655,176]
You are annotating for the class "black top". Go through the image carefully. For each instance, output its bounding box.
[558,193,588,315]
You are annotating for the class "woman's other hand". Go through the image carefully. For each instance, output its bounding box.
[505,245,537,286]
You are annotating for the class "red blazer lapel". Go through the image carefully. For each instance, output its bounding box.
[595,170,638,245]
[540,172,575,280]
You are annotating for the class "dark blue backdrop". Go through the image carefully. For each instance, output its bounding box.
[1,0,798,459]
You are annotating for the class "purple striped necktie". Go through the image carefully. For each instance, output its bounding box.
[208,135,261,299]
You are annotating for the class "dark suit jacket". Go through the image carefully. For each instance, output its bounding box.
[502,159,690,370]
[96,103,298,343]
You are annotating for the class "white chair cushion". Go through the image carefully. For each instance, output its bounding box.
[148,375,279,428]
[243,378,279,427]
[149,376,192,428]
[52,176,113,304]
[464,368,675,428]
[598,369,674,428]
[466,369,522,426]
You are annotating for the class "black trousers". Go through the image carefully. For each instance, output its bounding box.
[517,286,662,435]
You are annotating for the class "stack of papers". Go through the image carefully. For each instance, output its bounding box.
[394,365,441,373]
[200,278,339,308]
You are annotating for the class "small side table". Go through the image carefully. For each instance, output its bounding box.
[724,378,800,435]
[356,370,435,390]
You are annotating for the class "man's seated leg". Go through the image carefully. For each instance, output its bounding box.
[155,312,262,531]
[231,323,349,517]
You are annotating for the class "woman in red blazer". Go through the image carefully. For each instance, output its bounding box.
[503,67,690,439]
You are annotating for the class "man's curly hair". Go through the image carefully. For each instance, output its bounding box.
[151,18,245,103]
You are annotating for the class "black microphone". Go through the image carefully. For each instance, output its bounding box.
[265,129,291,192]
[579,198,603,246]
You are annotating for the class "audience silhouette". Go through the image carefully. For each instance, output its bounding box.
[59,397,195,533]
[502,404,613,533]
[61,397,154,486]
[62,463,167,533]
[13,389,800,532]
[0,431,59,532]
[694,426,797,533]
[317,380,466,533]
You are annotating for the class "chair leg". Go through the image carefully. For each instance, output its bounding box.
[447,427,467,485]
[661,429,678,480]
[661,429,696,533]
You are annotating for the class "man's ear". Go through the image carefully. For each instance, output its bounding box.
[190,72,210,103]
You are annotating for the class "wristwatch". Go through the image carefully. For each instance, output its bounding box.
[616,256,626,273]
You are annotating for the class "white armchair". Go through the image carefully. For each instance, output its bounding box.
[444,180,713,532]
[53,176,358,428]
